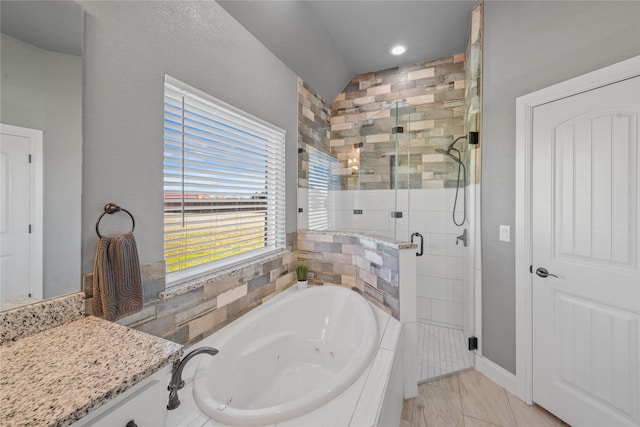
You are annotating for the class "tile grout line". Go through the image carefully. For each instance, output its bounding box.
[420,400,428,427]
[464,414,502,427]
[455,379,465,427]
[412,370,567,427]
[503,386,519,427]
[459,371,502,427]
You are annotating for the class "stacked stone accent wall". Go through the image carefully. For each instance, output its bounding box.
[84,232,297,345]
[357,236,400,319]
[297,230,400,319]
[298,77,332,188]
[297,232,357,288]
[330,54,466,190]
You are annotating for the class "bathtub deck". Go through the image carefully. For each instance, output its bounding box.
[166,287,402,427]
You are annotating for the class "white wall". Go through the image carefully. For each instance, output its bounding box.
[482,1,640,374]
[79,1,299,274]
[217,1,353,103]
[0,33,82,298]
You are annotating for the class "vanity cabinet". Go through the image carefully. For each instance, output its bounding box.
[72,365,171,427]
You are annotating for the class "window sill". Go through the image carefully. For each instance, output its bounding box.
[159,248,287,300]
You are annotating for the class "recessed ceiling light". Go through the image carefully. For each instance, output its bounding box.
[390,45,407,55]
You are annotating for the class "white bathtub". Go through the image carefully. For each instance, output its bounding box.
[193,285,379,426]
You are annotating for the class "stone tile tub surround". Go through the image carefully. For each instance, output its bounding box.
[84,232,298,346]
[298,230,416,320]
[0,316,182,427]
[166,285,405,427]
[0,292,85,344]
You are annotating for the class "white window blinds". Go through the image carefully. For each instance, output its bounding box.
[307,146,339,230]
[163,75,286,283]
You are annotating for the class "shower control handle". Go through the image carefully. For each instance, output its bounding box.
[411,232,424,257]
[456,229,468,247]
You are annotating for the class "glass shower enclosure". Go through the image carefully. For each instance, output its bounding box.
[302,102,414,242]
[298,99,475,383]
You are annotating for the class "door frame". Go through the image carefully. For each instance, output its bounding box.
[514,55,640,404]
[0,123,44,300]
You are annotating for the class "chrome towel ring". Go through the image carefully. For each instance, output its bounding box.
[95,203,135,238]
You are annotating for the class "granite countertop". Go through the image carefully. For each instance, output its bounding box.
[0,316,183,427]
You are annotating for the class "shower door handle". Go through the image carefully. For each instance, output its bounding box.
[411,232,424,257]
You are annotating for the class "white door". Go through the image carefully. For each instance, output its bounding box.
[0,124,42,301]
[532,76,640,426]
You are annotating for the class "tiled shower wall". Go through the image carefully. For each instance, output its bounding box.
[297,77,334,231]
[84,232,297,345]
[465,3,483,185]
[411,189,466,328]
[297,42,480,331]
[297,77,332,189]
[331,54,466,190]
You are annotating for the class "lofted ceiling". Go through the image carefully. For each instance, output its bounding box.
[1,0,477,102]
[0,0,83,56]
[218,0,477,102]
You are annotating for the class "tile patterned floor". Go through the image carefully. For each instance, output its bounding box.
[402,369,570,427]
[417,322,473,381]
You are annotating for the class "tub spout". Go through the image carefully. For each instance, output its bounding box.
[167,346,218,410]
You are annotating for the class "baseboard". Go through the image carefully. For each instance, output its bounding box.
[475,355,517,395]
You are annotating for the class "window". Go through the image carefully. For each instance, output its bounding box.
[307,146,339,230]
[163,75,286,284]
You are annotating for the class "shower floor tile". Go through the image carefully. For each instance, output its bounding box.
[417,322,472,382]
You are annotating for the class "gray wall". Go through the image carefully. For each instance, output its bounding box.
[218,1,353,103]
[79,1,298,274]
[1,33,82,298]
[482,1,640,374]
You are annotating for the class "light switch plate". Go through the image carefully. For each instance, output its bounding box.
[499,225,510,242]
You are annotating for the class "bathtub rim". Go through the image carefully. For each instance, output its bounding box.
[193,285,379,426]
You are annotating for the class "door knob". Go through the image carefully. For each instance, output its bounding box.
[535,267,558,278]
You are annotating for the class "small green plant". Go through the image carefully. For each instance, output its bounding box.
[295,263,309,281]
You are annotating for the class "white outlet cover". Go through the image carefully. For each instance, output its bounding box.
[499,225,510,242]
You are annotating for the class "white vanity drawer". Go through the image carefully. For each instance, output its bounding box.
[73,366,171,427]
